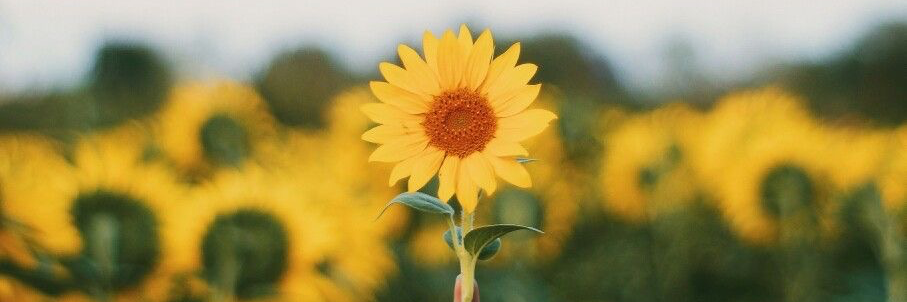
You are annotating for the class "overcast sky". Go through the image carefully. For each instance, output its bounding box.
[1,0,905,94]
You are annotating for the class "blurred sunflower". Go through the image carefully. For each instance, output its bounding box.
[878,125,907,212]
[70,126,186,301]
[7,126,186,301]
[361,24,557,212]
[820,127,892,191]
[155,80,276,180]
[173,164,395,301]
[689,88,815,192]
[259,88,408,238]
[600,103,702,222]
[0,135,79,264]
[321,88,409,238]
[407,222,457,267]
[693,88,831,244]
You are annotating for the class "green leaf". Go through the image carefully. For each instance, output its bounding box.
[375,192,453,220]
[462,224,543,256]
[516,157,538,164]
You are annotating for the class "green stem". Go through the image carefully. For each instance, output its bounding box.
[88,214,118,302]
[457,211,477,302]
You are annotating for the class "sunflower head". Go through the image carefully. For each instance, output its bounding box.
[156,80,276,179]
[0,135,76,268]
[176,163,395,301]
[64,127,185,301]
[698,88,832,244]
[601,103,702,222]
[362,25,557,213]
[879,126,907,211]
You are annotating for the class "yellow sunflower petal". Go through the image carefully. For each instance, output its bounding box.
[369,81,429,114]
[438,156,460,201]
[485,152,532,188]
[361,124,423,144]
[397,45,441,95]
[423,31,440,77]
[457,24,474,62]
[484,138,529,156]
[368,134,428,162]
[360,103,420,125]
[378,62,429,97]
[389,155,420,186]
[465,153,496,194]
[479,43,520,94]
[437,30,462,88]
[408,147,445,192]
[493,84,541,117]
[456,164,480,212]
[464,30,494,91]
[496,109,557,142]
[487,63,538,101]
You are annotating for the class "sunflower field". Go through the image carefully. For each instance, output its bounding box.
[1,20,906,302]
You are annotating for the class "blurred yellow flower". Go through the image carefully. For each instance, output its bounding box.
[4,126,187,301]
[693,88,830,244]
[361,25,557,212]
[259,88,408,238]
[155,80,276,180]
[821,127,892,191]
[600,103,702,222]
[408,222,458,267]
[690,88,816,193]
[174,163,395,302]
[878,125,907,211]
[0,134,80,258]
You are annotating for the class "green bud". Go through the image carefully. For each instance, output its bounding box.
[477,238,502,260]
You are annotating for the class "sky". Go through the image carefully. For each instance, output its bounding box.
[1,0,905,94]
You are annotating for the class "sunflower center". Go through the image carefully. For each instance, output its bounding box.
[70,190,160,292]
[422,89,496,157]
[199,114,250,167]
[760,164,814,218]
[201,208,289,300]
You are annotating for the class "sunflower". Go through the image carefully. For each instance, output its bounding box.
[258,88,408,238]
[600,103,702,222]
[174,164,395,301]
[689,87,816,193]
[693,88,830,244]
[878,125,907,211]
[820,127,892,191]
[6,126,186,301]
[0,134,79,262]
[155,80,276,179]
[361,25,557,213]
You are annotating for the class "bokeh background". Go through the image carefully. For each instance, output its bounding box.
[1,1,906,301]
